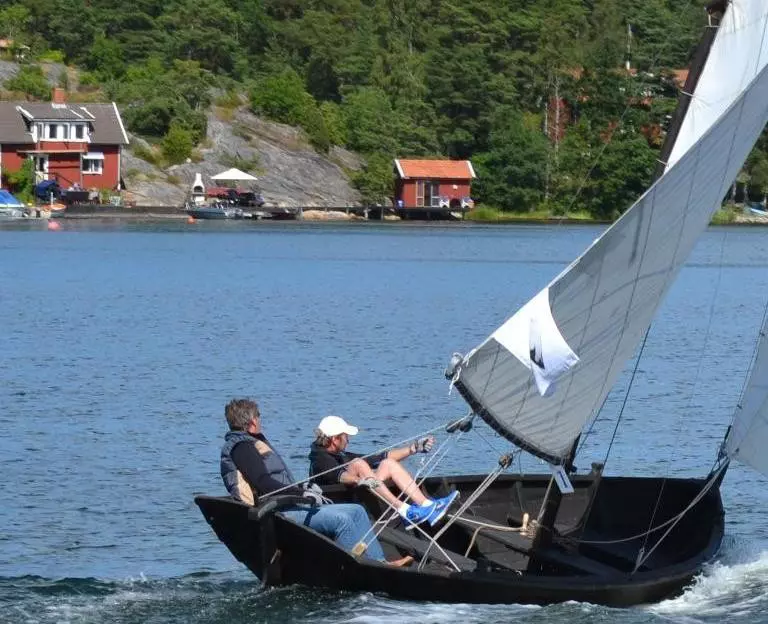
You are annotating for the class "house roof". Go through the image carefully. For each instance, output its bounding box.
[394,159,476,180]
[0,101,129,145]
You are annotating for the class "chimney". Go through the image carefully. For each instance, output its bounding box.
[52,87,66,104]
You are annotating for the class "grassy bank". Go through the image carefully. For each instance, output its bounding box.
[466,205,752,225]
[465,206,602,223]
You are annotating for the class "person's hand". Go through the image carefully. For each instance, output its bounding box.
[412,436,434,454]
[302,481,324,505]
[357,477,382,490]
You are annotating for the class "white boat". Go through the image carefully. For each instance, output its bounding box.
[0,189,27,219]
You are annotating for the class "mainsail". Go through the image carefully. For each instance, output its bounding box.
[667,1,768,171]
[454,1,768,464]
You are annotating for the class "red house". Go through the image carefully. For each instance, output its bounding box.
[0,88,129,192]
[394,159,476,212]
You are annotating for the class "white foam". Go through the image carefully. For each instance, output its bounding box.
[651,548,768,621]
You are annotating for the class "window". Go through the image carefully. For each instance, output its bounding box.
[82,152,104,175]
[46,124,59,139]
[74,124,85,140]
[425,181,441,207]
[33,156,48,173]
[416,180,441,207]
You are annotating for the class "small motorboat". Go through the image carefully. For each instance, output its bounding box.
[184,200,244,220]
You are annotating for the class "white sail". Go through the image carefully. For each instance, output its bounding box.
[667,1,768,170]
[725,315,768,476]
[456,58,768,464]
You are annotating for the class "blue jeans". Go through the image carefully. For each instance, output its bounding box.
[279,503,386,561]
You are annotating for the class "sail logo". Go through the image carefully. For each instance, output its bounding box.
[529,330,545,370]
[493,288,580,396]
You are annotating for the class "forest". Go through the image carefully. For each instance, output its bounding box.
[1,0,765,217]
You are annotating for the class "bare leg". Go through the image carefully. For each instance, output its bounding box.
[344,458,405,509]
[374,458,429,505]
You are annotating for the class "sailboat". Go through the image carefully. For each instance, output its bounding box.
[195,1,768,606]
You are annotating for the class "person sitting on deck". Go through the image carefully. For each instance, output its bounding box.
[220,398,412,566]
[308,415,458,528]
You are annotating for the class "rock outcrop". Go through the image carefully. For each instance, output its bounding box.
[1,58,364,208]
[123,109,363,208]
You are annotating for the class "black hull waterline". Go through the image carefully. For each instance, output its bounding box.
[195,472,724,606]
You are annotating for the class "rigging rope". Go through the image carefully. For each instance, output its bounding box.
[416,455,513,571]
[357,431,463,548]
[633,461,727,572]
[637,177,729,562]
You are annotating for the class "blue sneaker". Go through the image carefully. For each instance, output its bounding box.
[404,502,436,530]
[427,491,459,526]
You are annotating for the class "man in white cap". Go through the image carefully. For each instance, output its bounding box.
[308,415,458,527]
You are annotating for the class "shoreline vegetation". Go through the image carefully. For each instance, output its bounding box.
[6,2,768,223]
[465,204,761,225]
[20,203,766,226]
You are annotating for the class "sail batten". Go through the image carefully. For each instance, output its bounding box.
[458,5,768,461]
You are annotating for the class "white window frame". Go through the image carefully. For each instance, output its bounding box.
[82,152,103,175]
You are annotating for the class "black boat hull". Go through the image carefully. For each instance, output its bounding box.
[195,473,724,606]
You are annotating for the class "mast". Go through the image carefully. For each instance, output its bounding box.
[526,437,579,573]
[653,1,727,180]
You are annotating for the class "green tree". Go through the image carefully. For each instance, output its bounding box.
[578,132,656,220]
[341,87,399,154]
[320,101,348,146]
[251,69,312,126]
[161,122,194,165]
[6,158,34,203]
[352,152,394,205]
[473,110,549,211]
[0,4,31,41]
[87,34,126,79]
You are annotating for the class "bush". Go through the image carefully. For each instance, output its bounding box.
[37,50,65,63]
[214,89,242,109]
[4,65,50,100]
[220,151,260,172]
[250,69,329,151]
[161,123,194,165]
[123,98,207,143]
[131,143,163,167]
[6,159,34,203]
[351,152,394,205]
[251,69,310,126]
[320,101,347,147]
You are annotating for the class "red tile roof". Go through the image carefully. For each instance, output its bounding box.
[395,159,475,180]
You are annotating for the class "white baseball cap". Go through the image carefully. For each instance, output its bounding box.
[317,415,359,436]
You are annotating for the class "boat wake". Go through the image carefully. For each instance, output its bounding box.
[650,539,768,622]
[4,539,768,624]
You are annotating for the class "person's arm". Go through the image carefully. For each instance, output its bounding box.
[232,442,304,496]
[310,449,348,485]
[386,446,414,462]
[386,435,435,462]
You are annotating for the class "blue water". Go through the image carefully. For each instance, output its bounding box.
[2,220,768,623]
